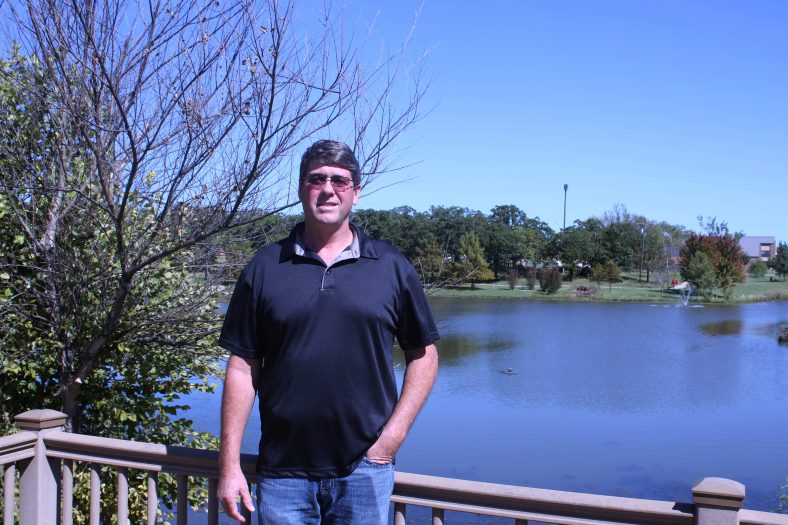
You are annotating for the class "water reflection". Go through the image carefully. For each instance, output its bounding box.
[400,298,788,511]
[437,334,515,367]
[700,320,743,336]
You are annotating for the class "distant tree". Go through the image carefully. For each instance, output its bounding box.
[748,260,768,279]
[456,231,494,288]
[506,268,519,290]
[429,206,487,262]
[770,242,788,281]
[539,267,562,294]
[589,264,607,289]
[683,251,716,300]
[680,232,745,300]
[483,221,521,280]
[525,267,537,290]
[603,261,621,290]
[412,232,450,290]
[489,204,528,228]
[603,222,642,270]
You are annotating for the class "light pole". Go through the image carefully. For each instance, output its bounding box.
[563,184,568,230]
[638,225,646,283]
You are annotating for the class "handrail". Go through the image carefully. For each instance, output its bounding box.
[392,471,694,525]
[43,432,257,478]
[741,510,788,525]
[0,431,37,464]
[3,412,788,525]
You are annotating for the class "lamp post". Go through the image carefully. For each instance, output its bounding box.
[638,225,646,283]
[563,184,568,231]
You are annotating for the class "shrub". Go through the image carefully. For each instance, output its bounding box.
[525,267,537,290]
[539,268,562,294]
[748,260,768,279]
[507,268,519,290]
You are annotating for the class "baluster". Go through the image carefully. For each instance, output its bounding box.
[118,467,129,524]
[515,520,529,525]
[432,507,444,525]
[147,471,158,525]
[394,502,406,525]
[208,478,219,525]
[90,464,101,525]
[62,459,74,525]
[177,474,188,525]
[3,464,15,525]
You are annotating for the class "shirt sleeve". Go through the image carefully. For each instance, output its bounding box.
[395,261,440,350]
[219,269,263,359]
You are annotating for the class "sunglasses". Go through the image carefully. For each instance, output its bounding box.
[304,174,356,192]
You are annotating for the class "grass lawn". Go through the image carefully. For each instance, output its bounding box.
[429,270,788,304]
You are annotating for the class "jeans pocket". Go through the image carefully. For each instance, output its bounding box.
[362,456,393,468]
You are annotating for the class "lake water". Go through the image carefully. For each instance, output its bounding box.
[187,298,788,521]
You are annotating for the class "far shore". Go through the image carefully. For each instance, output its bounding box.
[429,271,788,305]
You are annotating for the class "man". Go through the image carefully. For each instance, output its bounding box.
[217,140,439,524]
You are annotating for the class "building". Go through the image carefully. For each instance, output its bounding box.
[739,236,776,261]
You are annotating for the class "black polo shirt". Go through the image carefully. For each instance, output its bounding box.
[219,223,439,478]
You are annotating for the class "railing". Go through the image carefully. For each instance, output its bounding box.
[2,409,788,525]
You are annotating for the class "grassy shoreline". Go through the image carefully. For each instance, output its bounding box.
[429,271,788,304]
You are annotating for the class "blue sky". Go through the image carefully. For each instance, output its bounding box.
[349,1,788,242]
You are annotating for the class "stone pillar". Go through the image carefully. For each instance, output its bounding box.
[15,409,67,525]
[692,477,745,525]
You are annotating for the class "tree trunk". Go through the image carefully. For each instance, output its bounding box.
[61,381,82,433]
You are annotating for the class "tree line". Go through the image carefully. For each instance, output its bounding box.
[212,205,783,302]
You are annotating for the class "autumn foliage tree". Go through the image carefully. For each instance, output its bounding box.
[679,233,745,300]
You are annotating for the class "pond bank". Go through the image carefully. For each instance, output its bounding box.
[430,274,788,304]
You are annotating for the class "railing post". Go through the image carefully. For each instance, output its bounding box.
[692,477,745,525]
[14,409,67,525]
[394,502,406,525]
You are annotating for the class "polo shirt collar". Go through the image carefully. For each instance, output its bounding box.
[280,222,379,263]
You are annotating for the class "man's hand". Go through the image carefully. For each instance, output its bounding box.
[365,434,396,464]
[217,465,255,522]
[366,344,438,465]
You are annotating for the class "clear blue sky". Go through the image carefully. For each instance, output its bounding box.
[350,1,788,243]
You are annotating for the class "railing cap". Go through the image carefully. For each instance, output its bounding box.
[691,477,745,509]
[15,409,67,431]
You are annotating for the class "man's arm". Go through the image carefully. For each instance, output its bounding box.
[217,354,260,523]
[366,344,438,463]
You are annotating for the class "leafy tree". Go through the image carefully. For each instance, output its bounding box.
[747,260,768,279]
[412,232,451,289]
[456,231,494,288]
[489,204,528,228]
[680,232,745,300]
[770,242,788,281]
[683,251,716,300]
[589,264,607,289]
[506,268,519,290]
[603,261,622,290]
[603,221,642,270]
[538,267,562,294]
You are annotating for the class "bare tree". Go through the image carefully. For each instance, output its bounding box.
[1,0,427,432]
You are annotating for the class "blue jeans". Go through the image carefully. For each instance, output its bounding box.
[256,458,394,524]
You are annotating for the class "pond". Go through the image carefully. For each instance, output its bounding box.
[187,298,788,520]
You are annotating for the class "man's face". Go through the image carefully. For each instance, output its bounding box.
[299,161,360,228]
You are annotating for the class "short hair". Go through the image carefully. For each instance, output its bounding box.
[299,140,361,187]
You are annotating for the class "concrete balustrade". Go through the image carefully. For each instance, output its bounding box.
[1,409,788,525]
